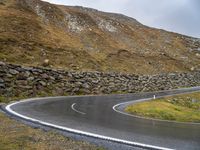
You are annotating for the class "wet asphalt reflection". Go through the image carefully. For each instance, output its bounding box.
[11,87,200,150]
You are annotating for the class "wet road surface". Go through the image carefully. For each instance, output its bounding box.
[6,87,200,150]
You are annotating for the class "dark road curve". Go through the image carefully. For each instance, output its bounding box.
[5,87,200,150]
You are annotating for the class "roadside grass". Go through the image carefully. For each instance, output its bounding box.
[0,112,104,150]
[125,92,200,123]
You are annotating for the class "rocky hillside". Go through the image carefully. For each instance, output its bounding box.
[0,0,200,74]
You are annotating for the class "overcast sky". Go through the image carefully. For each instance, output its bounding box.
[43,0,200,38]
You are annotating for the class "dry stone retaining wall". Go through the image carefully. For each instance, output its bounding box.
[0,62,200,98]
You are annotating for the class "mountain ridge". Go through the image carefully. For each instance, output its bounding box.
[0,0,200,74]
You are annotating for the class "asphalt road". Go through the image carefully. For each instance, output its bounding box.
[5,87,200,150]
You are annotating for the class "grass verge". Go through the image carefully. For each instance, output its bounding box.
[125,92,200,123]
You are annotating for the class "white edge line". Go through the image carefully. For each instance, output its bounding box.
[113,98,152,117]
[5,98,173,150]
[71,103,86,115]
[113,96,200,125]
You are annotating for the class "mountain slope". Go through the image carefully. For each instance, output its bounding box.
[0,0,200,74]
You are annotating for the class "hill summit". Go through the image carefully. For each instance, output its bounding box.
[0,0,200,74]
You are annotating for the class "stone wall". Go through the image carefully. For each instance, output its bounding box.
[1,62,200,98]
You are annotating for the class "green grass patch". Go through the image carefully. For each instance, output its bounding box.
[125,92,200,123]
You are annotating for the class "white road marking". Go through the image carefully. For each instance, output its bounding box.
[113,97,200,125]
[5,97,173,150]
[71,103,86,115]
[113,98,152,118]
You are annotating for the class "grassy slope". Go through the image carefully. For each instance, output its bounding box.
[0,0,100,71]
[0,112,103,150]
[125,92,200,123]
[0,0,200,74]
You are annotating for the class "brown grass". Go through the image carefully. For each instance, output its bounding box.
[0,0,200,74]
[0,112,103,150]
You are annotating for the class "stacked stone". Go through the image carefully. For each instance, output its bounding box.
[0,62,200,98]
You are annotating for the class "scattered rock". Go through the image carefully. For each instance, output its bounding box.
[15,80,28,85]
[9,69,19,75]
[49,76,55,80]
[0,79,4,83]
[190,67,195,71]
[196,53,200,57]
[0,83,5,88]
[24,71,31,77]
[98,19,117,32]
[82,83,90,89]
[17,74,27,80]
[42,59,50,67]
[0,61,5,66]
[41,73,49,79]
[18,85,32,89]
[39,81,47,86]
[27,77,34,81]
